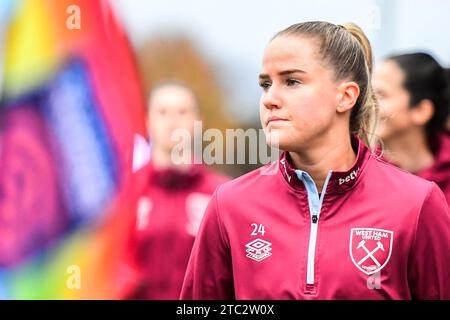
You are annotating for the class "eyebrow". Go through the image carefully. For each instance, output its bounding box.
[259,69,307,79]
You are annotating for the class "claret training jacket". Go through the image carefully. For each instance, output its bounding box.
[122,162,227,299]
[181,137,450,300]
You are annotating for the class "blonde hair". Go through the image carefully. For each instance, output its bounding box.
[274,21,378,150]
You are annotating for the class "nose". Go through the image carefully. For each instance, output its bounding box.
[261,86,282,110]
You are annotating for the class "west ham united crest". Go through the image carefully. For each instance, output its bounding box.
[349,228,394,275]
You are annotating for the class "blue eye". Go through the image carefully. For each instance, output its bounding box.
[286,79,301,86]
[259,81,271,90]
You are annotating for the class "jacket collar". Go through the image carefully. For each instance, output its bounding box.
[149,161,204,190]
[279,136,371,194]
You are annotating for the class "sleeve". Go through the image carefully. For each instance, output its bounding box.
[180,187,235,300]
[408,182,450,300]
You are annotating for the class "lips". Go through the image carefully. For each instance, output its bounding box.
[266,116,288,126]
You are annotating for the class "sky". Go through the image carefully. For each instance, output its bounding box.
[12,0,445,123]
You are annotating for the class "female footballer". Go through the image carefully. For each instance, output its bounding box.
[181,21,450,300]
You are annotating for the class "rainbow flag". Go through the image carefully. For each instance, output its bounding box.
[0,0,150,299]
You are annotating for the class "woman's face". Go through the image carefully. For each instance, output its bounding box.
[148,85,199,152]
[259,35,342,152]
[373,60,412,141]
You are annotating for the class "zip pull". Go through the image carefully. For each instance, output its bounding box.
[312,214,318,224]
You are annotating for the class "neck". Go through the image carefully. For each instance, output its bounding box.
[289,134,356,192]
[151,146,192,172]
[382,128,434,173]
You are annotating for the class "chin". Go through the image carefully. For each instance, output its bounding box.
[266,136,296,152]
[264,129,283,149]
[264,128,314,151]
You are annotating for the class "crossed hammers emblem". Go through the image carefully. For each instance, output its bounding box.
[357,240,384,267]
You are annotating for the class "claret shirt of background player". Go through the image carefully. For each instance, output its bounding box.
[181,137,450,300]
[123,162,228,299]
[415,132,450,206]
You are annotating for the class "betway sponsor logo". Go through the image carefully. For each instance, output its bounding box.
[339,168,360,185]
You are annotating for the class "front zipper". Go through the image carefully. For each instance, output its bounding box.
[297,170,333,290]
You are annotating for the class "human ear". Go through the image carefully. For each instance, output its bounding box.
[411,99,434,126]
[336,81,360,113]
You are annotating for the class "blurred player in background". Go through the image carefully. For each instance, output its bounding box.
[373,53,450,204]
[123,81,228,299]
